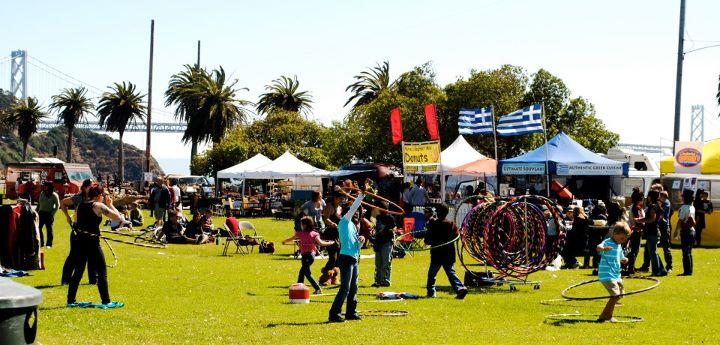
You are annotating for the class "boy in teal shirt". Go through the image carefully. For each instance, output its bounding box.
[596,222,631,322]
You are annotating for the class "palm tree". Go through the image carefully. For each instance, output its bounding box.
[345,61,393,109]
[50,87,94,162]
[165,65,210,161]
[97,82,146,183]
[191,67,251,144]
[256,75,313,116]
[0,97,47,161]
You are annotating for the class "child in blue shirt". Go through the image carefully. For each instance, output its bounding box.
[596,222,631,322]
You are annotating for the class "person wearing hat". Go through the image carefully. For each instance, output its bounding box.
[151,178,171,227]
[38,181,60,248]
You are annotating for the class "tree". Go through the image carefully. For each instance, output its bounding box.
[1,97,47,161]
[192,67,251,144]
[165,65,209,161]
[345,61,393,111]
[50,87,94,162]
[97,82,146,183]
[256,76,313,116]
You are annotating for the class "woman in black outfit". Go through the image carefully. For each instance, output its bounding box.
[67,185,123,307]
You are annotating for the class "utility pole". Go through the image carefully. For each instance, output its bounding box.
[196,40,201,68]
[673,0,686,151]
[145,19,155,174]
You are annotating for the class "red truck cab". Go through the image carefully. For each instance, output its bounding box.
[4,158,95,201]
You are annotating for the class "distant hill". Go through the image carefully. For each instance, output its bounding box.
[0,127,164,181]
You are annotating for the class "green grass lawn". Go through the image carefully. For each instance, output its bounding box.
[15,210,720,344]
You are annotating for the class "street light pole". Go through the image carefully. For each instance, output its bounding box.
[673,0,686,151]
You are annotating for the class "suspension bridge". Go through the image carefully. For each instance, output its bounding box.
[0,50,186,133]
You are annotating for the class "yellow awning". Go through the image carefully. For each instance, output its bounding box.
[660,138,720,174]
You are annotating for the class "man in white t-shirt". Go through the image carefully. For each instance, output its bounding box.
[170,179,182,210]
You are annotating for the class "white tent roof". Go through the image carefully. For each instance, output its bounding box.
[440,135,488,170]
[242,151,330,179]
[217,153,272,178]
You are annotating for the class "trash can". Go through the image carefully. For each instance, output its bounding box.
[0,278,42,344]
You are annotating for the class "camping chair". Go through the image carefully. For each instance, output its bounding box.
[221,222,264,256]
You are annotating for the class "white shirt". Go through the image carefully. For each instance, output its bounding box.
[172,186,182,203]
[678,204,695,221]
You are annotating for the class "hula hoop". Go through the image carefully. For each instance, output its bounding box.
[101,237,118,268]
[77,228,167,249]
[539,298,623,308]
[394,234,460,252]
[311,292,406,303]
[545,313,643,323]
[355,310,409,317]
[561,276,660,301]
[336,186,404,215]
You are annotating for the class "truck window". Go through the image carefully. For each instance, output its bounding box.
[623,178,643,197]
[54,171,64,182]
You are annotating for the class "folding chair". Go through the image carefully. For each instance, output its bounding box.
[222,225,251,256]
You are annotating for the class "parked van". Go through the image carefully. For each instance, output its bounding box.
[4,158,94,201]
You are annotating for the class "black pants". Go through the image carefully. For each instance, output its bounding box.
[681,230,695,275]
[38,211,55,247]
[695,227,703,247]
[298,253,321,291]
[62,232,97,285]
[626,229,642,271]
[67,237,110,304]
[323,245,340,270]
[659,227,673,270]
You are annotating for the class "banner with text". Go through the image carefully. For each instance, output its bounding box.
[674,141,703,174]
[556,163,624,176]
[402,141,441,173]
[501,163,545,175]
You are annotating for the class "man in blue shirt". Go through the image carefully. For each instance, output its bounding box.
[596,222,630,322]
[329,191,365,323]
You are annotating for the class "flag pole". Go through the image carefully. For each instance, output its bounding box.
[490,105,499,195]
[541,103,550,197]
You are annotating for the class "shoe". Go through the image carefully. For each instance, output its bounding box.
[46,245,52,249]
[380,283,391,287]
[426,293,436,299]
[637,267,649,273]
[371,283,380,288]
[666,268,673,273]
[456,288,468,300]
[652,272,668,277]
[328,316,345,323]
[345,314,362,321]
[678,273,692,276]
[313,289,323,295]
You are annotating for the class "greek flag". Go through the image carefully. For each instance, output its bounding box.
[458,107,493,135]
[496,104,544,136]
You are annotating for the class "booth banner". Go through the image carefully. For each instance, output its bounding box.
[402,141,441,173]
[501,163,545,175]
[143,172,154,182]
[556,163,623,176]
[674,141,702,174]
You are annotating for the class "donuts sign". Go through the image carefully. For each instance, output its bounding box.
[674,141,703,174]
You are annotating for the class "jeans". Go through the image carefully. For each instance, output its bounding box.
[427,261,465,295]
[626,230,642,271]
[38,211,55,247]
[645,235,666,275]
[374,242,393,285]
[659,227,673,270]
[297,253,320,291]
[329,255,359,319]
[681,230,695,275]
[695,228,703,247]
[67,237,110,304]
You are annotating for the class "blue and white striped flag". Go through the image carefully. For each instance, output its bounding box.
[458,107,493,135]
[496,104,544,136]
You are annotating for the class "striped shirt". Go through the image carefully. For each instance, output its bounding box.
[598,238,624,282]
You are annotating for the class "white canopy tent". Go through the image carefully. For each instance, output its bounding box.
[217,153,272,179]
[243,151,329,179]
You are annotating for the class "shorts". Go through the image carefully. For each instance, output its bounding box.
[601,280,624,297]
[154,208,166,221]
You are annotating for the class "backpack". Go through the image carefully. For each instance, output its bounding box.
[259,240,275,254]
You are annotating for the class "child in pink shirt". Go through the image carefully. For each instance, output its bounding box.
[285,216,335,294]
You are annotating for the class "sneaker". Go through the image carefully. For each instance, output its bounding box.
[426,293,436,299]
[345,314,362,321]
[371,283,380,288]
[456,288,468,300]
[328,316,345,323]
[46,245,52,249]
[637,267,649,273]
[313,289,323,295]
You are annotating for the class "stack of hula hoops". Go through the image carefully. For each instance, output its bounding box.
[458,195,566,281]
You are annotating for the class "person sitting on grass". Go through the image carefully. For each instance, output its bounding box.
[283,216,335,295]
[162,212,208,244]
[109,206,133,231]
[425,204,468,300]
[201,209,215,234]
[596,221,631,322]
[129,202,144,227]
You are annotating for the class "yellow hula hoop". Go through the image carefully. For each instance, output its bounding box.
[336,186,405,216]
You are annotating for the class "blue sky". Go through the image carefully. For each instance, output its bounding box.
[2,0,720,173]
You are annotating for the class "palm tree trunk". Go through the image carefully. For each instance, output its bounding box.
[22,141,28,161]
[118,132,125,183]
[66,127,74,163]
[190,139,198,163]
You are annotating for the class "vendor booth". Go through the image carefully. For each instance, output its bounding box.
[659,139,720,247]
[405,136,497,203]
[499,132,628,200]
[217,153,272,179]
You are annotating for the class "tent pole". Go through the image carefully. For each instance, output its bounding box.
[491,105,500,196]
[541,103,550,198]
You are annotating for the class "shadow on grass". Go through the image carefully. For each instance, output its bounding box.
[34,284,62,290]
[265,320,329,328]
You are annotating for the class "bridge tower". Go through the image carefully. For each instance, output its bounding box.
[10,50,27,99]
[690,104,704,142]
